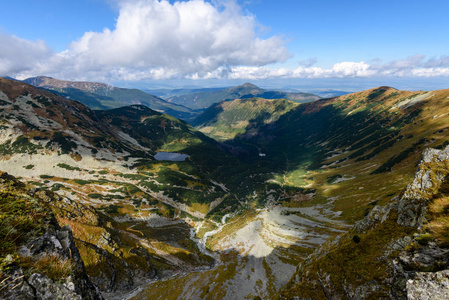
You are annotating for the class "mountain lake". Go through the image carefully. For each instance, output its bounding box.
[154,152,190,161]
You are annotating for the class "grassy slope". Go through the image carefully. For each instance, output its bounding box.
[192,98,299,141]
[1,78,246,218]
[219,87,449,223]
[5,76,449,297]
[278,144,449,299]
[0,172,79,286]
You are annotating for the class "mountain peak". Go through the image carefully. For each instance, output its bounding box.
[240,82,259,89]
[228,82,263,93]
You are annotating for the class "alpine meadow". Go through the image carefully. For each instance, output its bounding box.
[1,0,449,299]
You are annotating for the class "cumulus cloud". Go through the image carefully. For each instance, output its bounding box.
[0,34,54,76]
[61,0,291,80]
[1,1,449,82]
[198,57,449,80]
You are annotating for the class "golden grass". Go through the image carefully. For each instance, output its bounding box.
[426,196,449,246]
[29,253,74,281]
[57,218,105,244]
[190,202,209,215]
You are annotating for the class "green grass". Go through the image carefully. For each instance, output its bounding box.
[0,137,43,155]
[57,163,82,171]
[194,98,299,141]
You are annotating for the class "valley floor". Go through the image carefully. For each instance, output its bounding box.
[129,204,348,300]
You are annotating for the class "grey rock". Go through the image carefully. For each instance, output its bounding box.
[28,273,82,300]
[353,281,382,299]
[354,202,392,233]
[399,242,449,271]
[407,270,449,300]
[1,220,103,300]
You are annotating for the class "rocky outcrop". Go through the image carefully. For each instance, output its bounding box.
[278,146,449,299]
[0,172,103,300]
[363,146,449,299]
[354,148,445,234]
[1,225,103,300]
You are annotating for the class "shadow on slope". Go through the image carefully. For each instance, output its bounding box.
[218,87,448,222]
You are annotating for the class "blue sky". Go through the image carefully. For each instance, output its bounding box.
[1,0,449,90]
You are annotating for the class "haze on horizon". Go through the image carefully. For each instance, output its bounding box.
[1,0,449,91]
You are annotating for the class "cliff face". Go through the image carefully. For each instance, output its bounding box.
[278,146,449,299]
[0,172,103,299]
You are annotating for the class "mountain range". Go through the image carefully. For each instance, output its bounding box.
[22,76,197,120]
[162,82,320,110]
[20,77,321,124]
[1,77,449,299]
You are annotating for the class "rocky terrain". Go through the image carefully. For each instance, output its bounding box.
[1,76,449,299]
[278,145,449,299]
[0,172,103,299]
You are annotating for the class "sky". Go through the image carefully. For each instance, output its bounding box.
[1,0,449,90]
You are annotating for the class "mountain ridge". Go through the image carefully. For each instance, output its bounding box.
[22,76,198,120]
[165,82,321,110]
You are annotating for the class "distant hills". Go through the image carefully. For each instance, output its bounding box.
[21,77,321,123]
[22,76,197,120]
[156,82,320,110]
[301,89,349,98]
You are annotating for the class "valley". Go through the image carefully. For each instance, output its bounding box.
[1,77,449,299]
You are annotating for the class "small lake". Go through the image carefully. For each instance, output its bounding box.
[154,152,190,161]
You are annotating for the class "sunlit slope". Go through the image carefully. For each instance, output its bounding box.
[277,140,449,299]
[0,77,241,215]
[192,98,299,141]
[23,76,197,120]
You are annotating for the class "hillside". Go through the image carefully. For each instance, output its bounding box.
[2,76,449,299]
[0,77,240,294]
[23,76,197,120]
[134,87,449,298]
[166,82,320,110]
[192,98,299,141]
[278,145,449,299]
[0,77,339,299]
[209,87,449,220]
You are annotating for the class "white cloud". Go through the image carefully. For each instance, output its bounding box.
[0,34,54,76]
[1,1,449,82]
[195,58,449,80]
[63,0,290,79]
[214,61,376,80]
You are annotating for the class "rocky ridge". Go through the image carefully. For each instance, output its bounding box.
[0,172,103,299]
[278,145,449,299]
[22,76,197,120]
